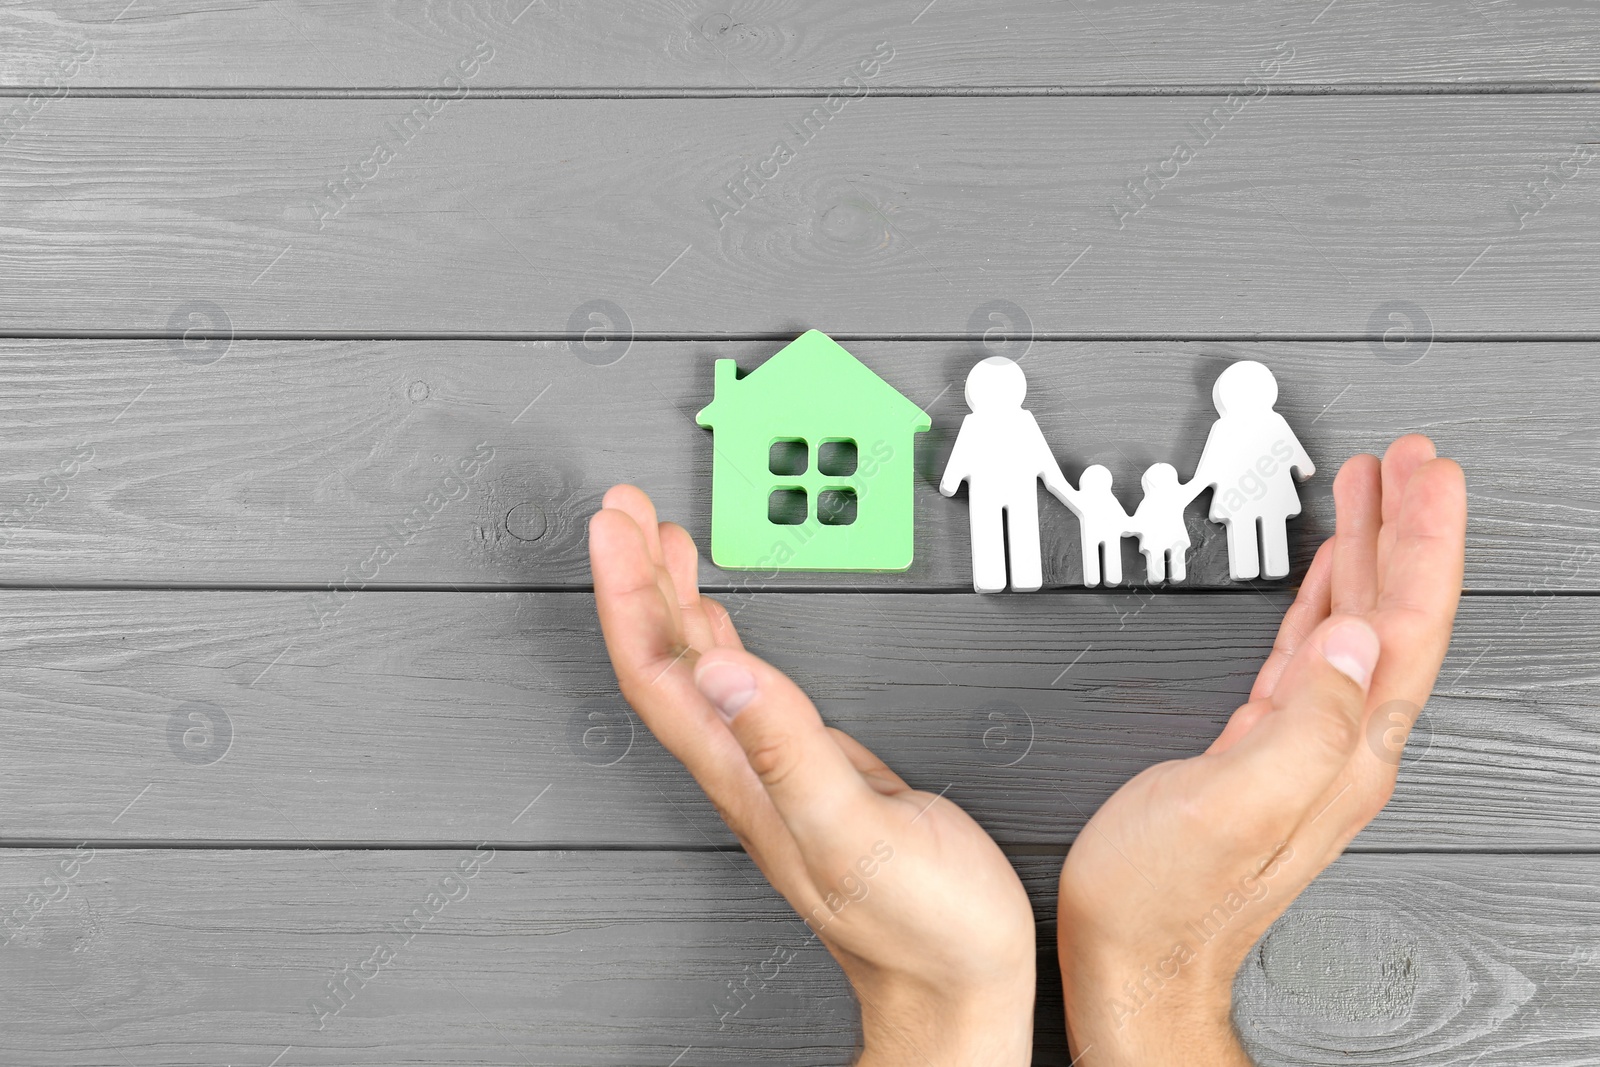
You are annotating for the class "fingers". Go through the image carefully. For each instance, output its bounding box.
[1215,614,1380,825]
[1330,454,1382,617]
[589,507,694,696]
[591,495,806,893]
[702,596,745,650]
[1376,458,1468,617]
[660,523,745,651]
[1380,435,1437,527]
[694,647,879,849]
[602,484,665,566]
[1370,458,1468,707]
[1378,435,1437,572]
[660,521,721,653]
[598,484,685,647]
[660,521,699,598]
[590,497,741,779]
[1250,538,1335,701]
[659,520,743,650]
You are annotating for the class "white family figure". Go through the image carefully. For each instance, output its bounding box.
[941,356,1313,591]
[938,356,1075,592]
[1067,464,1132,587]
[1130,462,1192,583]
[1188,360,1315,580]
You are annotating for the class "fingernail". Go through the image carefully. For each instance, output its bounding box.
[1323,619,1380,690]
[695,661,759,723]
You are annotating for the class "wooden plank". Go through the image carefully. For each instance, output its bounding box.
[1,340,1594,590]
[4,98,1600,336]
[6,0,1600,90]
[1,847,1594,1064]
[1,591,1594,849]
[1233,852,1597,1067]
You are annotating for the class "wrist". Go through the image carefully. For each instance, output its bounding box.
[1061,950,1248,1067]
[855,974,1034,1067]
[1066,1007,1246,1067]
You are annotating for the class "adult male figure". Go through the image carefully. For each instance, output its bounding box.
[940,356,1076,592]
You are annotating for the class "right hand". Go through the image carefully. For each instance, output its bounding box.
[1057,435,1467,1065]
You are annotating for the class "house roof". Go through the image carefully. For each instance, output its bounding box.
[695,330,932,434]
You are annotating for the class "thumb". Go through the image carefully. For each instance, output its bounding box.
[693,647,877,849]
[1217,614,1380,821]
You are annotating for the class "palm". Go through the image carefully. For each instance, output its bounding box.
[1060,435,1467,1053]
[1206,433,1464,851]
[588,485,1033,995]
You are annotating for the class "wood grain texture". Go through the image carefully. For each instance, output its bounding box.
[2,6,1595,1065]
[5,0,1600,90]
[4,98,1600,335]
[1,590,1594,849]
[1,340,1594,590]
[1,848,1595,1065]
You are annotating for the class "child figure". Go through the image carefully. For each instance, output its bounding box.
[1129,462,1194,583]
[1067,464,1132,587]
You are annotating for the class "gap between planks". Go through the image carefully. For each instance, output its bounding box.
[0,583,1591,597]
[5,84,1600,99]
[17,331,1600,344]
[3,840,1599,856]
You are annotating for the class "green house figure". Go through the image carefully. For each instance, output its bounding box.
[695,330,931,572]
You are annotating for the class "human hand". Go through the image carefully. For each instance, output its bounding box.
[1056,434,1466,1065]
[589,485,1036,1067]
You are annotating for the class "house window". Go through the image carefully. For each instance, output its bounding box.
[769,438,808,476]
[768,486,808,525]
[818,439,857,477]
[766,437,860,527]
[817,487,857,526]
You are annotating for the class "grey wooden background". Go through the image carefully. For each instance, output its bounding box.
[2,2,1598,1064]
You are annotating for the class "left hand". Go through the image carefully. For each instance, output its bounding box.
[589,485,1037,1067]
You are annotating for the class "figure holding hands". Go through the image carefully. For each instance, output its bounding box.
[1129,462,1200,583]
[1188,360,1315,580]
[1067,465,1132,587]
[945,356,1313,590]
[940,356,1076,593]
